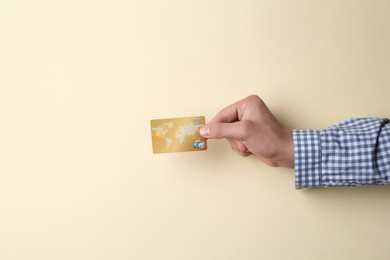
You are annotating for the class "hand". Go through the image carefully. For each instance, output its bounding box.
[200,95,294,168]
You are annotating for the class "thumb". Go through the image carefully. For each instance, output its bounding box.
[200,121,247,139]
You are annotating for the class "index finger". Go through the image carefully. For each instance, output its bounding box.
[206,97,249,125]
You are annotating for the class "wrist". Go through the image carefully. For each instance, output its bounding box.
[277,129,294,168]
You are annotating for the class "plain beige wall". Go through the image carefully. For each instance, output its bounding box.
[1,0,390,259]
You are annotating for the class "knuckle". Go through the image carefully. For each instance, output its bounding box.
[247,94,262,103]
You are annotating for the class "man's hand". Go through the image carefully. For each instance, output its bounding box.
[200,95,294,168]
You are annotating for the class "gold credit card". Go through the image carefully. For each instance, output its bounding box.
[150,116,207,154]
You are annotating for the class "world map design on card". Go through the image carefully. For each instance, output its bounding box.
[150,116,207,154]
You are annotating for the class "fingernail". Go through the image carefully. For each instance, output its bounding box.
[200,127,210,138]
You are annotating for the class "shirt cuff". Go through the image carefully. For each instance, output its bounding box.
[292,129,322,189]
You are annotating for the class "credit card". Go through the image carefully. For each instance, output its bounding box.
[150,116,207,154]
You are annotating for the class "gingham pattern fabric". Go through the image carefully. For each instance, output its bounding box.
[293,118,390,189]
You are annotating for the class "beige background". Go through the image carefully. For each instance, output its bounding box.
[1,0,390,259]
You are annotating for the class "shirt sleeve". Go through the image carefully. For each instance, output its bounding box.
[292,118,390,189]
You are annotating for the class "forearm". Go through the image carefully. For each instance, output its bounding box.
[293,118,390,189]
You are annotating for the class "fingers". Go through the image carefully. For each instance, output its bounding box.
[200,122,239,139]
[200,121,252,140]
[228,139,252,157]
[200,124,252,157]
[207,95,261,125]
[207,104,240,124]
[200,95,263,158]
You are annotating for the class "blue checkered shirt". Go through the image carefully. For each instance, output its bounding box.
[293,118,390,189]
